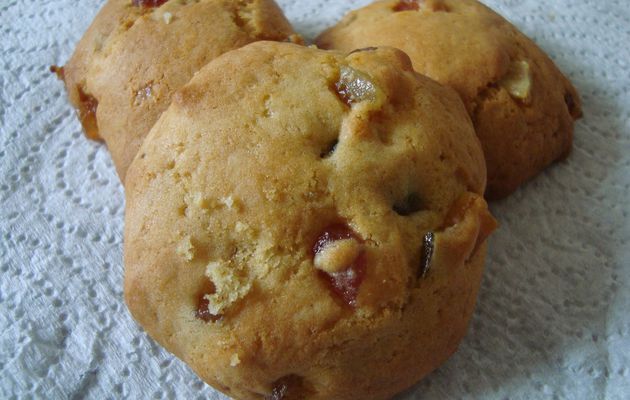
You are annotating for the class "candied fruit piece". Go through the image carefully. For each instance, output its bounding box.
[267,375,308,400]
[419,232,434,278]
[77,87,99,139]
[319,258,366,307]
[349,47,378,55]
[498,60,532,103]
[195,280,221,323]
[394,0,449,12]
[132,0,168,8]
[564,92,582,118]
[312,224,366,307]
[196,297,221,323]
[393,0,420,11]
[334,66,376,106]
[564,92,576,113]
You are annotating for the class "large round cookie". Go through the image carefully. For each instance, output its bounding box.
[58,0,298,182]
[317,0,583,199]
[124,42,497,399]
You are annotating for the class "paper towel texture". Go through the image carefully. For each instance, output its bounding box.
[0,0,629,399]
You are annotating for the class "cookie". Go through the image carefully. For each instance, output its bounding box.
[56,0,298,182]
[316,0,583,199]
[124,41,497,399]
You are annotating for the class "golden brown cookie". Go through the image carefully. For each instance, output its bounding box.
[57,0,298,182]
[124,42,497,400]
[317,0,583,199]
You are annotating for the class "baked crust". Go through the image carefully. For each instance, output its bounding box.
[124,42,496,399]
[317,0,582,199]
[61,0,298,182]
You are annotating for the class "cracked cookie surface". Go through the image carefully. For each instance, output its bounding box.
[59,0,298,182]
[124,42,496,400]
[317,0,582,199]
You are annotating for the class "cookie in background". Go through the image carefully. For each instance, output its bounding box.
[317,0,582,199]
[53,0,300,182]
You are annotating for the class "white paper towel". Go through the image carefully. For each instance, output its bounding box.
[1,0,629,399]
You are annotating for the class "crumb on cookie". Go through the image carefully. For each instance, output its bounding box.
[176,236,195,261]
[204,261,252,315]
[230,353,241,367]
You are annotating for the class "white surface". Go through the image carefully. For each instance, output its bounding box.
[1,0,629,399]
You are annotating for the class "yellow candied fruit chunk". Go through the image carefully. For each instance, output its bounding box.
[499,60,532,103]
[335,66,377,106]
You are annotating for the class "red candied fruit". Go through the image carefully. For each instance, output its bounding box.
[268,382,288,400]
[393,0,420,11]
[195,296,221,323]
[267,375,308,400]
[312,224,366,307]
[132,0,168,8]
[564,92,582,118]
[195,280,221,323]
[77,87,100,140]
[564,92,575,112]
[78,89,98,119]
